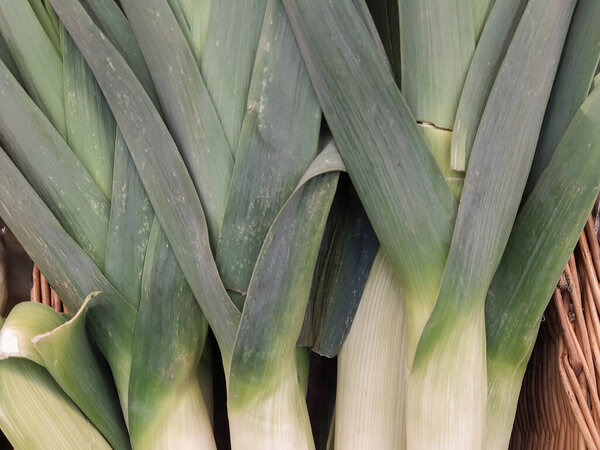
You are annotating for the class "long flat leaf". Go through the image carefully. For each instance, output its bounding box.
[0,0,65,136]
[0,359,110,449]
[78,0,159,105]
[472,0,496,41]
[167,0,212,63]
[201,0,267,152]
[216,0,320,310]
[120,0,233,244]
[400,0,474,129]
[62,26,116,200]
[526,0,600,191]
[306,178,378,357]
[27,0,61,52]
[0,146,136,410]
[0,32,22,84]
[0,60,109,267]
[229,152,339,405]
[34,295,131,450]
[451,0,528,170]
[485,85,600,450]
[104,132,154,307]
[128,220,214,449]
[351,0,389,64]
[283,0,456,361]
[407,0,576,447]
[50,0,241,366]
[228,160,338,450]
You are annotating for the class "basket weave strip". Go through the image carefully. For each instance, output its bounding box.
[510,213,600,449]
[30,264,65,312]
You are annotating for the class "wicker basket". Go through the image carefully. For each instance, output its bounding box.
[511,213,600,449]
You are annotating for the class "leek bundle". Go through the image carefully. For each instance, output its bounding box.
[0,0,598,449]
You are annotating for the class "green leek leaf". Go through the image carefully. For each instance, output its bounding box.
[120,0,233,244]
[50,0,240,366]
[228,151,339,449]
[400,0,475,129]
[128,221,214,449]
[34,295,131,450]
[451,0,528,170]
[201,0,267,152]
[0,0,65,136]
[167,0,212,63]
[526,0,600,191]
[104,133,154,308]
[0,60,109,268]
[408,0,576,447]
[0,146,136,412]
[27,0,61,53]
[485,84,600,450]
[78,0,159,105]
[216,0,320,310]
[283,0,456,361]
[62,26,116,200]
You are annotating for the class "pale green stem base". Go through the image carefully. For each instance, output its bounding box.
[485,357,527,450]
[335,251,407,449]
[406,308,487,450]
[131,380,216,450]
[228,360,314,450]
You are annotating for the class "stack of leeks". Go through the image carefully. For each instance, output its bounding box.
[0,0,599,449]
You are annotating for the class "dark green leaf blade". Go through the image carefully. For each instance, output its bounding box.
[0,146,136,411]
[50,0,240,365]
[451,0,528,171]
[307,178,378,357]
[400,0,475,129]
[216,0,320,310]
[128,220,214,449]
[0,0,66,135]
[201,0,267,152]
[167,0,212,63]
[78,0,159,105]
[485,85,600,450]
[228,163,338,449]
[283,0,456,360]
[526,0,600,191]
[120,0,233,243]
[62,26,116,200]
[0,60,110,267]
[104,133,154,307]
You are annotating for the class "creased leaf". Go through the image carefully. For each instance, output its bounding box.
[34,294,131,450]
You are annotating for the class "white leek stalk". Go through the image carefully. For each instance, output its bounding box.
[335,251,406,449]
[406,309,487,449]
[228,358,314,450]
